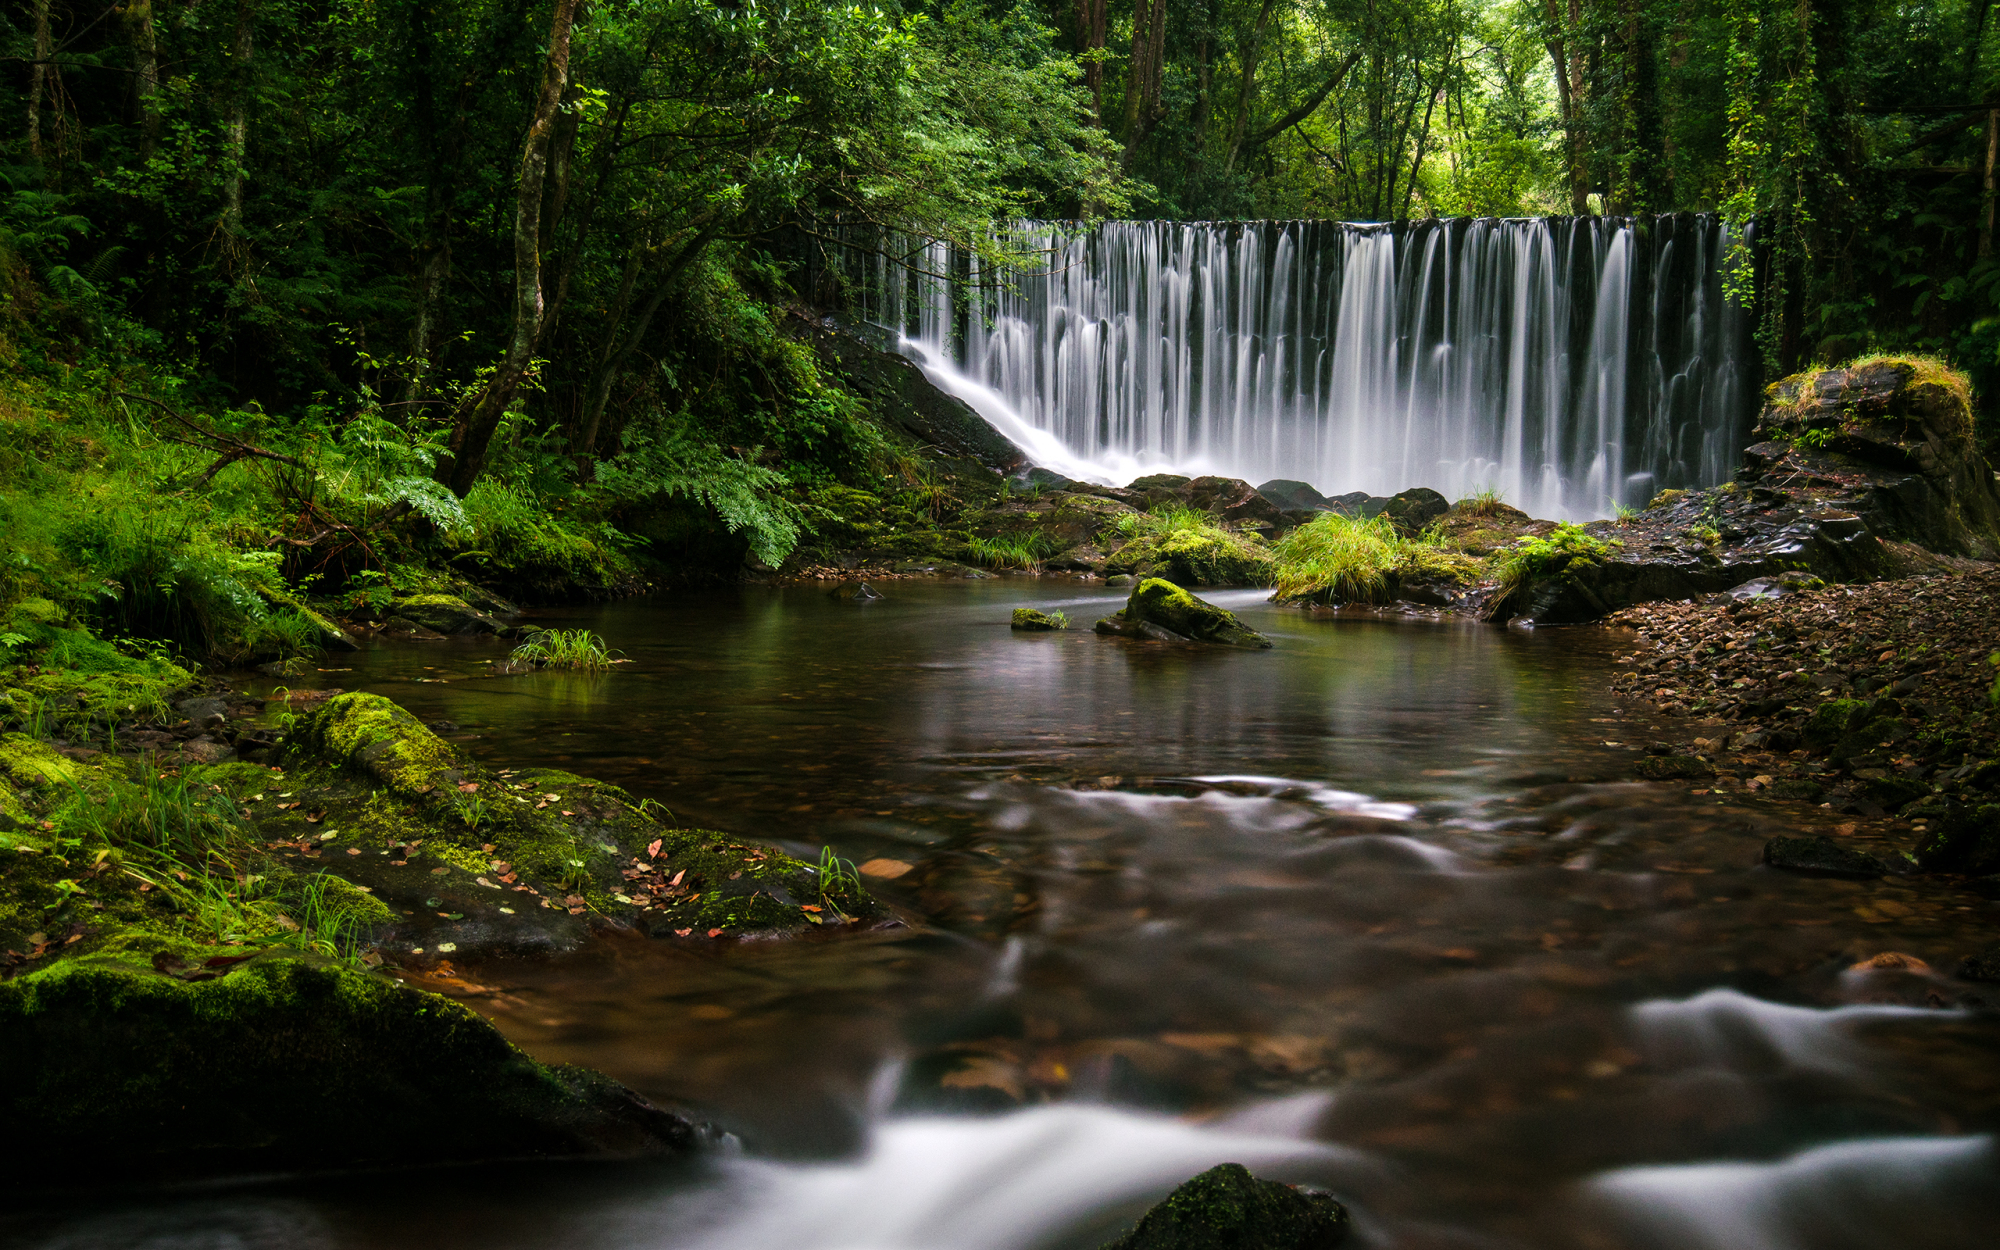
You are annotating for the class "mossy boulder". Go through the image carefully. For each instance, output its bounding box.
[1095,579,1272,649]
[290,692,463,798]
[1803,699,1870,750]
[1012,608,1065,631]
[0,954,699,1182]
[0,731,78,793]
[270,694,881,952]
[388,594,507,635]
[1103,1163,1350,1250]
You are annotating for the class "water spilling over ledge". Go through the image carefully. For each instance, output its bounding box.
[823,216,1756,520]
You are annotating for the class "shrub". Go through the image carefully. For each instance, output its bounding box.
[1495,522,1618,592]
[1270,513,1403,603]
[1108,507,1274,586]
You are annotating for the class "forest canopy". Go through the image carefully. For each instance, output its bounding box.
[1,0,1998,540]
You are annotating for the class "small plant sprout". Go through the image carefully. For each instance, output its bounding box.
[816,844,862,915]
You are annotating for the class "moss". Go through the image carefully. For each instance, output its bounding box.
[289,692,461,797]
[1012,608,1064,630]
[0,731,80,791]
[1105,526,1274,587]
[1109,578,1272,649]
[1393,543,1485,587]
[1849,353,1973,414]
[1803,699,1870,749]
[1104,1163,1350,1250]
[1647,488,1688,510]
[0,955,696,1180]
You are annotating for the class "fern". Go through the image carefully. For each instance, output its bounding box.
[594,425,804,567]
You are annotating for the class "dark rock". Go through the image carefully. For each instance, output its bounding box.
[1857,774,1930,812]
[828,582,883,601]
[791,315,1025,475]
[1011,608,1064,631]
[1010,467,1079,493]
[1256,480,1331,512]
[1378,487,1451,536]
[388,595,505,635]
[175,696,228,731]
[1762,834,1886,877]
[1912,802,2000,872]
[1106,574,1135,587]
[1103,1163,1349,1250]
[1768,778,1826,802]
[179,737,234,765]
[1749,359,2000,557]
[1636,754,1714,781]
[1718,571,1825,602]
[1960,945,2000,981]
[1186,476,1285,526]
[1097,579,1272,649]
[1323,491,1381,517]
[0,957,702,1182]
[1128,474,1192,492]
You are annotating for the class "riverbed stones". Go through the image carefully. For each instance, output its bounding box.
[1103,1163,1350,1250]
[1762,834,1887,877]
[1959,944,2000,981]
[1096,579,1272,648]
[1635,753,1714,781]
[0,954,702,1181]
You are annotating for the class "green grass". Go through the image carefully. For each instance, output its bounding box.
[1495,522,1619,593]
[1106,506,1274,586]
[508,628,617,672]
[1458,486,1508,517]
[965,531,1062,571]
[1270,513,1405,604]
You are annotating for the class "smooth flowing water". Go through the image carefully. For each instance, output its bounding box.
[828,217,1752,519]
[11,582,2000,1249]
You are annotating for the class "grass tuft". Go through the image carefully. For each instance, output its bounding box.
[509,628,617,672]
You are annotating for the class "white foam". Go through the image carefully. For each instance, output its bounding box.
[1588,1135,1993,1250]
[1631,988,1952,1076]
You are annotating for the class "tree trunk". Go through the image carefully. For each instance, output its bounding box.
[26,0,50,164]
[223,2,255,247]
[1121,0,1169,165]
[439,0,583,497]
[1983,107,1998,259]
[1225,0,1280,173]
[1544,0,1590,214]
[576,220,722,461]
[1076,0,1109,122]
[127,0,161,160]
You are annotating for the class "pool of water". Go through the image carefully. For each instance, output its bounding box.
[9,580,2000,1249]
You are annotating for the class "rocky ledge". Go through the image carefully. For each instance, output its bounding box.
[0,689,884,1181]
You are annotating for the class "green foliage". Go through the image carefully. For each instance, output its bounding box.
[965,531,1062,571]
[816,845,863,918]
[1459,487,1509,518]
[1497,522,1620,592]
[1107,507,1274,587]
[509,629,617,672]
[592,423,803,569]
[1270,513,1405,604]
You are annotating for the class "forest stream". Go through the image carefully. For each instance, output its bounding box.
[9,579,1999,1250]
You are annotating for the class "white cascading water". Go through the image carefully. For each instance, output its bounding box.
[832,217,1750,520]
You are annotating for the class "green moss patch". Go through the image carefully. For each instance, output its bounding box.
[0,955,697,1181]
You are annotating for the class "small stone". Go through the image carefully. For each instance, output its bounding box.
[1103,1163,1349,1250]
[1762,834,1886,878]
[1959,945,2000,982]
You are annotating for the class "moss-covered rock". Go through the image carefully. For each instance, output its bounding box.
[1103,1163,1350,1250]
[1803,699,1870,750]
[1635,753,1714,781]
[290,691,463,798]
[0,954,699,1181]
[1762,834,1886,877]
[1095,579,1272,649]
[1104,528,1274,587]
[388,594,506,635]
[1012,608,1065,631]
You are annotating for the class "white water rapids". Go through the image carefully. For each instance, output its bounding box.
[832,217,1752,520]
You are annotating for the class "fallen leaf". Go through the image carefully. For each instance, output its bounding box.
[304,811,324,823]
[669,869,685,886]
[647,839,663,858]
[858,858,914,880]
[560,810,572,816]
[430,866,449,875]
[674,928,692,937]
[800,904,823,913]
[457,783,479,793]
[707,927,724,938]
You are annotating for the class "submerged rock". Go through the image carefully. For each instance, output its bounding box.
[1095,579,1272,649]
[1011,608,1065,631]
[1635,753,1714,781]
[0,955,700,1182]
[1103,1162,1350,1250]
[1762,834,1887,877]
[1959,945,2000,982]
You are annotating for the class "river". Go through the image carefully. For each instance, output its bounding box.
[10,579,1998,1249]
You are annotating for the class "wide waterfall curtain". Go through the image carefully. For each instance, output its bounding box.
[826,217,1753,521]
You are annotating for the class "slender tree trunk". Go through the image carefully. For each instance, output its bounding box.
[1225,0,1280,173]
[1076,0,1108,122]
[223,3,255,246]
[1544,0,1590,213]
[576,220,722,460]
[127,0,160,160]
[26,0,50,165]
[1983,107,1998,259]
[1121,0,1169,166]
[440,0,583,497]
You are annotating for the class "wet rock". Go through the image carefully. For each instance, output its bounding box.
[1960,945,2000,981]
[1719,571,1825,602]
[0,955,701,1182]
[175,696,228,731]
[1750,359,2000,558]
[1106,574,1135,588]
[1011,608,1064,631]
[1186,476,1286,527]
[179,737,233,765]
[386,595,502,635]
[1635,754,1714,781]
[1857,773,1930,811]
[1762,834,1886,877]
[828,581,883,601]
[1911,802,2000,873]
[1128,474,1192,493]
[1009,466,1079,493]
[792,315,1027,475]
[1104,1162,1350,1250]
[1256,479,1331,512]
[1097,579,1272,649]
[1378,487,1451,536]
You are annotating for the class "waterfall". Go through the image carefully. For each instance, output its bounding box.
[830,217,1753,520]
